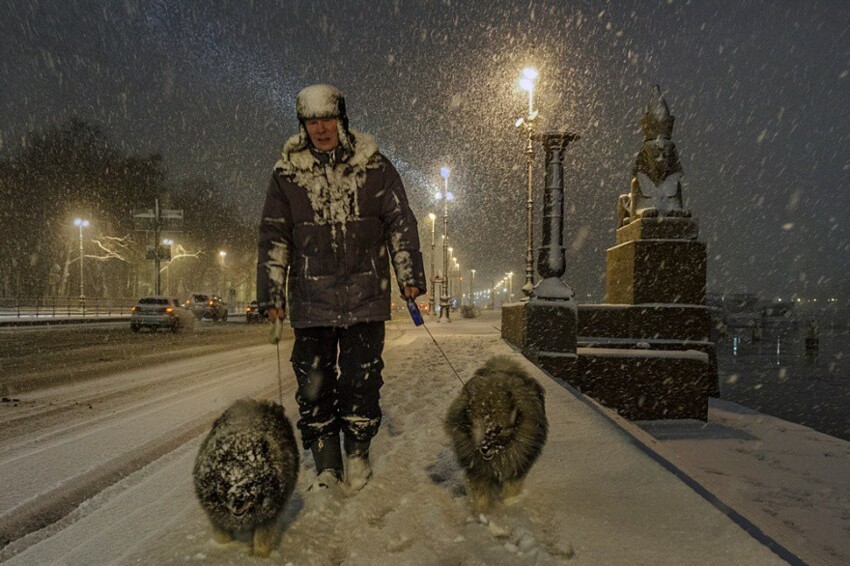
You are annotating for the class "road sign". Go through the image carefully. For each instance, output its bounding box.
[133,208,183,232]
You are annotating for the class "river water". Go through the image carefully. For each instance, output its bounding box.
[717,325,850,441]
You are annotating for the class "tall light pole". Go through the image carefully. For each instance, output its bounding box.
[437,168,453,323]
[470,269,476,307]
[219,250,227,301]
[74,218,89,313]
[506,271,514,303]
[162,239,173,295]
[454,259,461,308]
[516,67,539,298]
[448,247,454,306]
[428,212,437,316]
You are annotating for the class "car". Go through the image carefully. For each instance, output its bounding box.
[185,293,228,321]
[130,296,195,333]
[245,300,264,323]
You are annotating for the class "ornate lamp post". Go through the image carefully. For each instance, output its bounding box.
[516,67,539,299]
[447,247,454,306]
[74,218,89,313]
[531,131,580,300]
[454,259,461,307]
[437,167,453,322]
[428,212,437,315]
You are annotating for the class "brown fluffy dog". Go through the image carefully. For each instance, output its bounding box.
[445,356,548,513]
[193,399,299,557]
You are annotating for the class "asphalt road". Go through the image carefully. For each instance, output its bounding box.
[0,318,285,396]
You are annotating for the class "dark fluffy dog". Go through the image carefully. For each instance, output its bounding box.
[193,399,299,557]
[445,356,548,513]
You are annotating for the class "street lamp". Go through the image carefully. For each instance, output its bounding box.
[437,167,453,322]
[428,212,437,316]
[219,250,227,301]
[162,239,174,295]
[506,271,514,303]
[74,218,90,313]
[516,66,539,298]
[453,259,461,308]
[448,247,454,302]
[470,269,476,307]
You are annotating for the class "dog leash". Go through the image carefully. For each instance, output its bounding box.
[420,322,466,386]
[406,298,465,387]
[270,317,285,407]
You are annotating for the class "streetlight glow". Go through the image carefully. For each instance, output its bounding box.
[519,77,535,92]
[428,213,436,221]
[440,167,450,179]
[522,67,539,80]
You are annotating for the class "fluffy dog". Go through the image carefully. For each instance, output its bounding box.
[445,356,548,513]
[193,399,299,557]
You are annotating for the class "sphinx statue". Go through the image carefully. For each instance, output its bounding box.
[617,86,692,227]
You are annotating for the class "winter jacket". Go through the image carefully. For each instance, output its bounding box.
[257,130,426,328]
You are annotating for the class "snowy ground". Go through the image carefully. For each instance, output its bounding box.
[1,313,845,564]
[634,399,850,565]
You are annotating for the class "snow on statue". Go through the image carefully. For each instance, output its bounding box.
[617,85,693,227]
[193,399,299,557]
[445,356,549,514]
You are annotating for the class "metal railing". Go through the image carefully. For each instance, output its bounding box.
[0,297,137,319]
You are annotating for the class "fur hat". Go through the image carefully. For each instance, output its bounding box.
[295,84,353,153]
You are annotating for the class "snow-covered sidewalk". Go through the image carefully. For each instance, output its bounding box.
[7,314,841,564]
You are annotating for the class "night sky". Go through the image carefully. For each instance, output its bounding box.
[2,0,848,301]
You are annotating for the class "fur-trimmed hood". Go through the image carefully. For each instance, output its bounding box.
[274,129,379,174]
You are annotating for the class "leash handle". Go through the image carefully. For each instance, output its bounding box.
[405,297,424,326]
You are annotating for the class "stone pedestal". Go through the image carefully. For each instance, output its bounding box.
[559,348,711,420]
[501,301,578,367]
[606,219,706,305]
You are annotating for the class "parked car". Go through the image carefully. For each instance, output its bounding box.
[185,293,228,321]
[130,296,195,333]
[245,300,264,323]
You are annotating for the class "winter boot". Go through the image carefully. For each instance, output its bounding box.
[344,436,372,492]
[308,469,341,492]
[308,434,343,492]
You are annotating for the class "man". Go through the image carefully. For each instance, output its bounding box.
[257,84,426,492]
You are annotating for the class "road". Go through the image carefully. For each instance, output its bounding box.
[0,319,285,395]
[0,319,290,547]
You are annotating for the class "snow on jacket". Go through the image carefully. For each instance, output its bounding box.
[256,130,426,328]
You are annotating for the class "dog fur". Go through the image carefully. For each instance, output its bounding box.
[193,399,299,557]
[445,356,548,513]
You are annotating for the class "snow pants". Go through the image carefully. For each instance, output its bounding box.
[290,321,386,449]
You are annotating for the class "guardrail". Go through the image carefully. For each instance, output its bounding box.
[0,297,137,318]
